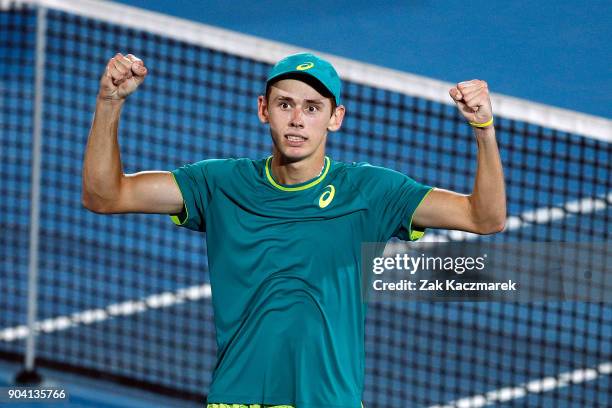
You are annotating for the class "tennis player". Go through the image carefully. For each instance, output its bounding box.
[82,52,506,407]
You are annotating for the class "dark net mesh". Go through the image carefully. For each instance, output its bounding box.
[0,4,36,358]
[0,4,610,407]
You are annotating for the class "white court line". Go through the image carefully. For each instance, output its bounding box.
[420,192,612,243]
[429,362,612,408]
[0,284,211,342]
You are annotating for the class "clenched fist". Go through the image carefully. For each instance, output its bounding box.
[449,80,493,126]
[98,53,148,101]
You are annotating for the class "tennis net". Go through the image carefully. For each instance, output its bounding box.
[1,1,610,407]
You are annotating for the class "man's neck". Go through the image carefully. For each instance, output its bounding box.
[270,154,326,185]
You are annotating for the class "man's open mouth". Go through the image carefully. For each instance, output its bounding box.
[285,134,308,144]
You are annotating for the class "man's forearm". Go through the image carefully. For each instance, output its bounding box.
[81,97,126,211]
[468,126,506,232]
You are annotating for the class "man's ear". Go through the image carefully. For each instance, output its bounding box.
[327,105,346,132]
[257,95,269,124]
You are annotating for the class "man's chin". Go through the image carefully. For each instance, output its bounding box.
[276,148,311,163]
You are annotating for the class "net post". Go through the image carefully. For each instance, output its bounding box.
[15,2,46,385]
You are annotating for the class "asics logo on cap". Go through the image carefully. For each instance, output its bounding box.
[296,62,315,71]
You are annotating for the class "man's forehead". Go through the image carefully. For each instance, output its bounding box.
[269,79,328,101]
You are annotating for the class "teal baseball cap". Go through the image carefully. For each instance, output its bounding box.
[267,52,342,106]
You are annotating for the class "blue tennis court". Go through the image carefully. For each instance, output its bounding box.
[1,1,610,407]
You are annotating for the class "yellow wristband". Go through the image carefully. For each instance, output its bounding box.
[469,117,494,128]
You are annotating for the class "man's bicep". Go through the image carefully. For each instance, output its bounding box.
[118,171,184,214]
[412,188,480,233]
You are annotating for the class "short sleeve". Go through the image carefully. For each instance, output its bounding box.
[354,164,433,241]
[392,180,434,241]
[169,160,216,231]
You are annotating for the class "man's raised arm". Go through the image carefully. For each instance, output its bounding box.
[82,53,183,214]
[413,80,506,235]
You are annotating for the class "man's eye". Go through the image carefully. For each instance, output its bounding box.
[279,102,290,109]
[307,106,319,113]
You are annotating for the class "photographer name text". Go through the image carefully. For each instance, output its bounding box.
[372,279,518,291]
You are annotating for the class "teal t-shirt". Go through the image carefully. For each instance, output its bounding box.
[171,156,433,408]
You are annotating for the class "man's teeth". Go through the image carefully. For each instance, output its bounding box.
[287,135,306,141]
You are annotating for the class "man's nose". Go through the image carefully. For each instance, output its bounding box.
[289,108,304,128]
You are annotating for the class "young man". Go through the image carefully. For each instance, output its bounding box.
[82,52,505,407]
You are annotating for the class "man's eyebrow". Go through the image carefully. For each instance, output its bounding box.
[305,99,325,105]
[274,95,325,105]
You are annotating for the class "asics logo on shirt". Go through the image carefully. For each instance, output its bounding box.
[318,185,335,208]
